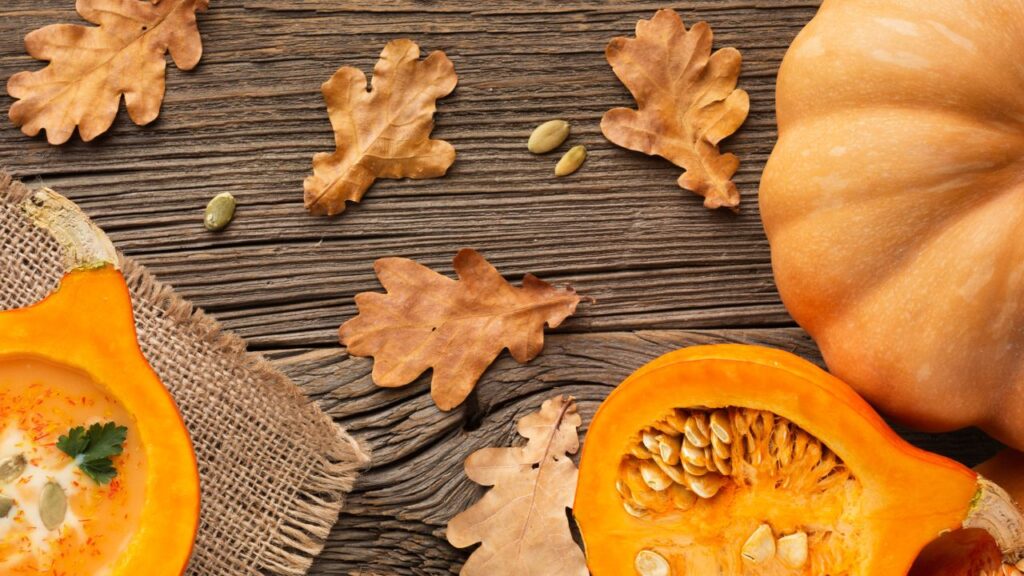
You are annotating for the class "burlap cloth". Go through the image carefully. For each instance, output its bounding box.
[0,173,369,575]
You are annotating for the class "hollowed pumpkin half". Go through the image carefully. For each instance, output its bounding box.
[575,345,1024,575]
[0,189,199,574]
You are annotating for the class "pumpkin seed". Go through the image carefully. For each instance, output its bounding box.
[0,495,13,518]
[777,532,809,568]
[39,481,67,531]
[639,461,673,492]
[635,549,671,576]
[0,454,26,484]
[527,120,570,154]
[742,524,776,564]
[204,192,237,232]
[554,145,587,177]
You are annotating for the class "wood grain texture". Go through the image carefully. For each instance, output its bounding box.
[0,1,1001,574]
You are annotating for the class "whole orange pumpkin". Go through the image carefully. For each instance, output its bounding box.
[760,0,1024,449]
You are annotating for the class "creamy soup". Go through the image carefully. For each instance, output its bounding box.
[0,355,147,575]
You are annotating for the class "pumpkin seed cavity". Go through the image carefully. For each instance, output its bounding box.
[0,454,26,484]
[39,481,67,531]
[620,407,860,575]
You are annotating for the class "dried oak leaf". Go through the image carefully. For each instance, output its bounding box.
[339,249,580,411]
[446,395,588,576]
[304,39,457,216]
[7,0,208,145]
[603,9,750,211]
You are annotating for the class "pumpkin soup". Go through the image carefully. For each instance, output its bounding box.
[0,355,146,575]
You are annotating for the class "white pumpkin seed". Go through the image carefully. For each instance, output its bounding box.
[656,434,681,466]
[554,145,587,177]
[742,524,775,564]
[527,120,570,154]
[777,532,809,568]
[635,549,671,576]
[640,461,673,492]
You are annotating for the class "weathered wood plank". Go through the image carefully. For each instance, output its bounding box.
[0,0,813,349]
[0,1,1005,575]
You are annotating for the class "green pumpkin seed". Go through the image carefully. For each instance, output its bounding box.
[0,454,26,484]
[204,192,237,232]
[528,120,570,154]
[39,481,66,531]
[0,496,13,519]
[555,145,587,177]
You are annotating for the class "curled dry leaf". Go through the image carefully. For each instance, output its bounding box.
[602,9,749,211]
[339,249,581,410]
[304,39,457,216]
[7,0,209,145]
[446,395,588,576]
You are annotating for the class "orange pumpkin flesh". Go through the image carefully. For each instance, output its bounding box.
[575,345,1024,575]
[0,189,199,575]
[759,0,1024,450]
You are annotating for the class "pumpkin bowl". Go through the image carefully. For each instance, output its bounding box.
[0,189,199,575]
[574,345,1024,575]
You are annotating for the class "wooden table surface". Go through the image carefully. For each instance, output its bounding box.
[0,1,1002,574]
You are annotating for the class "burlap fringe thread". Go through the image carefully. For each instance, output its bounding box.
[1,172,370,576]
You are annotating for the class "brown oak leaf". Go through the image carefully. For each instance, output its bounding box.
[7,0,208,145]
[304,39,457,216]
[446,395,588,576]
[603,9,749,211]
[339,249,580,410]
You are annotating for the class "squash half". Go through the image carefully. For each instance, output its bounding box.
[575,345,1024,575]
[0,189,199,574]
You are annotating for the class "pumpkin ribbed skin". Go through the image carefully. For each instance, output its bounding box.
[760,0,1024,449]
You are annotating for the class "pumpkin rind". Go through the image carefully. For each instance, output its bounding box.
[574,345,1023,574]
[0,189,199,574]
[759,0,1024,449]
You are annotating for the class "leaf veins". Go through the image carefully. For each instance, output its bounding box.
[446,395,588,576]
[304,39,458,216]
[7,0,208,144]
[339,249,581,410]
[602,9,750,211]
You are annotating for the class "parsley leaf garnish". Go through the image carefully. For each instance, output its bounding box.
[57,422,128,485]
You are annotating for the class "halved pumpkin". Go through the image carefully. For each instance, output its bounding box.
[575,345,1024,575]
[0,190,199,575]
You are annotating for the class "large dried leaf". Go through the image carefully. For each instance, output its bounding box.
[304,39,457,216]
[339,249,580,410]
[602,9,750,211]
[7,0,208,145]
[447,395,588,576]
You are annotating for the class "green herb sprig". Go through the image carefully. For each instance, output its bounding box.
[56,422,128,485]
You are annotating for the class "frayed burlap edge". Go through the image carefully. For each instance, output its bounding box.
[118,258,371,576]
[1,172,370,575]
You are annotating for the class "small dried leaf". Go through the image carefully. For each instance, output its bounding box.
[304,39,458,216]
[340,249,581,410]
[446,396,588,576]
[7,0,209,145]
[602,9,750,211]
